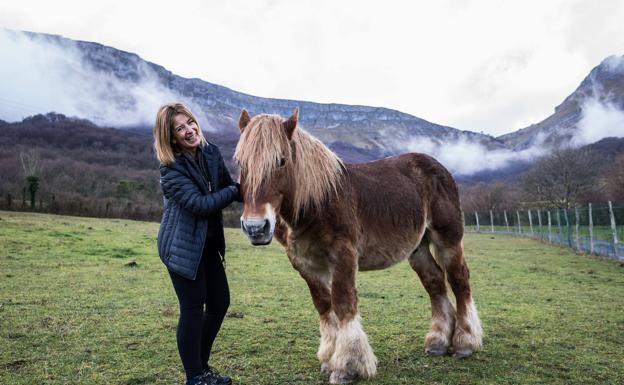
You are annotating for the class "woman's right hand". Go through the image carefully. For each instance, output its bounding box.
[228,184,244,203]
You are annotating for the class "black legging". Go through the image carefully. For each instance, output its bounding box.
[168,243,230,380]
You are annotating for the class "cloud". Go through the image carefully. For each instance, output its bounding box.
[0,29,205,128]
[401,135,546,176]
[573,99,624,146]
[570,55,624,146]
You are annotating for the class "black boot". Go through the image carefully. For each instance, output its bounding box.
[201,366,232,385]
[185,374,211,385]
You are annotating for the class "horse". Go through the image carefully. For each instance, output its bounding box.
[234,108,483,384]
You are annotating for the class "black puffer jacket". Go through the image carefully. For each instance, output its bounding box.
[157,142,239,279]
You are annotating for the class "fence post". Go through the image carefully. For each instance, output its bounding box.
[548,211,552,242]
[537,209,543,239]
[475,211,480,232]
[528,209,534,235]
[517,210,522,234]
[564,208,572,248]
[504,210,509,233]
[490,210,494,233]
[556,209,562,244]
[589,203,594,254]
[575,207,580,251]
[608,201,620,259]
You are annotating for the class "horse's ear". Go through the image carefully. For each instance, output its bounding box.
[283,107,299,140]
[239,109,251,132]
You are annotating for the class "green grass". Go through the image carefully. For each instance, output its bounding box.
[1,211,623,385]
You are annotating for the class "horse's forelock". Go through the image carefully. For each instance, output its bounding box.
[235,114,290,199]
[234,113,344,221]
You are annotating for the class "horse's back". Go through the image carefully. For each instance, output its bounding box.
[346,152,458,204]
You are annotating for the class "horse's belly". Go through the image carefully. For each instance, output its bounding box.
[358,240,417,271]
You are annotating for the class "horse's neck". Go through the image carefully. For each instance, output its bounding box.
[278,177,346,231]
[278,192,305,228]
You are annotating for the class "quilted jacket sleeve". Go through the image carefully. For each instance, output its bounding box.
[215,146,243,202]
[216,147,236,187]
[160,165,238,216]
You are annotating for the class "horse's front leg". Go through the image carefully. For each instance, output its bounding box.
[328,242,377,384]
[288,253,336,373]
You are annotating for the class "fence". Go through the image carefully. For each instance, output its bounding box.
[0,193,244,228]
[464,201,624,260]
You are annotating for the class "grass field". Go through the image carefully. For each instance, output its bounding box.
[1,211,623,385]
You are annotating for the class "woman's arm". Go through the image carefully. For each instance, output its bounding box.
[160,165,239,216]
[216,147,243,202]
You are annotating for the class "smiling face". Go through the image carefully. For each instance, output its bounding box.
[171,113,201,154]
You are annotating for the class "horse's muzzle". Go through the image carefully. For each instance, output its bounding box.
[241,218,273,245]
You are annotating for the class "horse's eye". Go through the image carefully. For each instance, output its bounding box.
[278,157,286,167]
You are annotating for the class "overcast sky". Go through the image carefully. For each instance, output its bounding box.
[1,0,623,136]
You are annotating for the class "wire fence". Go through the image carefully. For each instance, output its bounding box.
[464,201,624,260]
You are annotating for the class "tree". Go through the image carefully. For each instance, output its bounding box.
[460,182,517,212]
[20,149,42,208]
[605,153,624,200]
[520,147,603,208]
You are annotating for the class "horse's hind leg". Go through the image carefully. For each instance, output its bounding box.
[409,232,456,356]
[430,233,483,357]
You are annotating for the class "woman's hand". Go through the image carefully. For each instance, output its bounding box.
[230,183,244,203]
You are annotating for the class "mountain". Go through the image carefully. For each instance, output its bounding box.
[2,29,623,179]
[498,55,624,149]
[9,30,505,163]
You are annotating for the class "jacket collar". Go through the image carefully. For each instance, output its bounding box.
[174,143,219,192]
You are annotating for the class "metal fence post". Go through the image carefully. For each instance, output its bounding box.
[548,211,552,242]
[528,209,534,235]
[564,208,572,248]
[589,203,594,254]
[556,209,562,244]
[490,210,494,233]
[517,210,522,234]
[608,201,620,259]
[537,209,543,239]
[575,207,580,251]
[504,210,509,233]
[475,211,480,232]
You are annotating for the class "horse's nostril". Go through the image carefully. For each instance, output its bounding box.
[263,219,270,232]
[240,219,247,233]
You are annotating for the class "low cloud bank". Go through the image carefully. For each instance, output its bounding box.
[0,29,207,128]
[402,136,546,176]
[404,55,624,176]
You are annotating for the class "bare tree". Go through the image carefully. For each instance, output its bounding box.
[605,153,624,201]
[460,182,518,212]
[521,147,603,208]
[20,149,42,208]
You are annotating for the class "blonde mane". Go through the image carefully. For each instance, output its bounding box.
[234,114,344,221]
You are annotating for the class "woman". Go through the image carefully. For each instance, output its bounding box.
[154,102,241,385]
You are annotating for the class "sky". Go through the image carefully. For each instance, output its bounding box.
[1,0,623,137]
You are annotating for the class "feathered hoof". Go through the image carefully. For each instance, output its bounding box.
[329,369,358,384]
[320,362,331,374]
[452,348,474,358]
[424,331,450,356]
[425,345,448,356]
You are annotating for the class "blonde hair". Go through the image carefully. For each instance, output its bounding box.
[153,102,207,165]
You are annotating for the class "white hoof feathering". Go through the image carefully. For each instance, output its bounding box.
[425,297,455,355]
[453,299,483,356]
[318,311,338,368]
[329,314,377,379]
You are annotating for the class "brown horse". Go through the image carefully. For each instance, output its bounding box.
[234,108,482,384]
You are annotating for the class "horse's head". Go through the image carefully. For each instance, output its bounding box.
[234,108,300,245]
